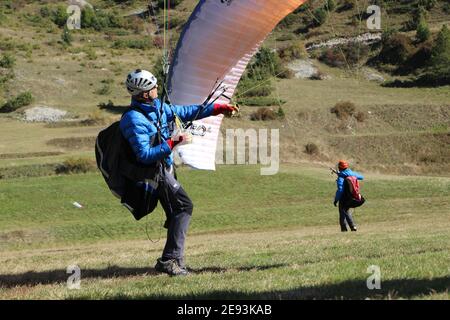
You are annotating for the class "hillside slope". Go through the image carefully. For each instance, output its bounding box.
[0,0,449,175]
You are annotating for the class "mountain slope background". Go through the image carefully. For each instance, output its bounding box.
[0,0,449,176]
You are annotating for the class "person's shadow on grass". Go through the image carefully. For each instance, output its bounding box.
[0,264,286,288]
[1,265,448,299]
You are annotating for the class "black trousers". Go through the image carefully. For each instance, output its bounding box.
[157,167,193,265]
[339,201,356,231]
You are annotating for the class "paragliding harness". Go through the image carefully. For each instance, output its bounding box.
[95,106,162,221]
[330,167,366,208]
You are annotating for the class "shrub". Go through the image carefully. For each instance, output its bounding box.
[84,47,97,60]
[423,25,450,85]
[278,13,298,29]
[404,6,428,31]
[278,41,308,61]
[355,111,367,122]
[250,108,277,121]
[338,0,355,12]
[403,40,433,72]
[236,47,287,106]
[325,0,336,12]
[40,6,51,18]
[277,67,295,79]
[416,17,430,43]
[51,6,69,28]
[312,8,327,27]
[0,92,33,113]
[277,107,286,119]
[319,42,368,68]
[0,53,15,68]
[276,33,295,42]
[247,47,284,80]
[153,36,164,49]
[418,0,437,10]
[152,55,166,84]
[320,48,345,67]
[96,84,112,95]
[294,3,310,13]
[0,69,14,85]
[444,3,450,14]
[55,158,95,174]
[81,7,125,31]
[343,41,369,65]
[305,143,319,155]
[430,25,450,70]
[378,33,414,65]
[330,101,356,120]
[123,16,144,34]
[61,26,73,45]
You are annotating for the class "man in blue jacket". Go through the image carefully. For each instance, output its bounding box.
[333,160,364,232]
[120,69,237,276]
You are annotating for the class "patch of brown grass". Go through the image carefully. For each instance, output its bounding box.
[330,101,356,120]
[305,143,319,155]
[0,151,63,159]
[55,158,96,174]
[46,137,96,150]
[250,108,277,121]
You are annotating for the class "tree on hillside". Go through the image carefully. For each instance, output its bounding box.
[416,16,430,43]
[61,26,73,46]
[325,0,336,12]
[312,7,327,27]
[421,25,450,85]
[429,25,450,70]
[418,0,437,10]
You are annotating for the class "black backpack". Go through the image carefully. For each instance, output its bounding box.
[95,108,161,220]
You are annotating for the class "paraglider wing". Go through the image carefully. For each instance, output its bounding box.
[168,0,307,170]
[168,0,307,105]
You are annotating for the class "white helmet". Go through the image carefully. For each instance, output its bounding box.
[125,69,158,96]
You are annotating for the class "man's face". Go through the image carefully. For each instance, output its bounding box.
[141,85,158,101]
[149,85,158,99]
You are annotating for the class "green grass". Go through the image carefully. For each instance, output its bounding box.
[0,165,449,299]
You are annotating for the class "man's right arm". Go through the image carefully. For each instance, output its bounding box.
[120,112,172,165]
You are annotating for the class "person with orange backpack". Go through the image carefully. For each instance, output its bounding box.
[333,160,365,232]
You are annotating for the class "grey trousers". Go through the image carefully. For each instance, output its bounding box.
[157,167,193,265]
[339,201,356,231]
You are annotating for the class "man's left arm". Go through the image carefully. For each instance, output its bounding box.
[171,103,237,122]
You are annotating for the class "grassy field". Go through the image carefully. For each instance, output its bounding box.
[0,0,449,300]
[0,165,449,299]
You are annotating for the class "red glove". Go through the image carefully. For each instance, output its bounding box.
[212,103,238,116]
[166,136,184,150]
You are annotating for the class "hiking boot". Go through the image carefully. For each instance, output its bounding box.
[341,228,348,232]
[351,226,357,232]
[155,258,189,276]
